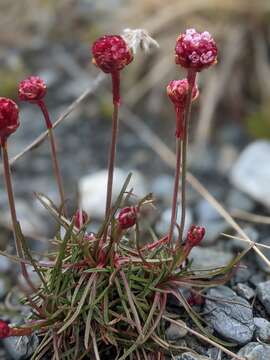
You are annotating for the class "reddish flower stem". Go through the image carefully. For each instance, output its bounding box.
[177,70,197,247]
[168,136,182,246]
[1,140,37,293]
[102,71,120,245]
[37,100,67,216]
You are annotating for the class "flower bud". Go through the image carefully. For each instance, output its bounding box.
[0,320,10,339]
[118,206,137,230]
[167,79,199,138]
[0,98,20,142]
[18,76,47,102]
[92,35,133,74]
[186,225,205,247]
[187,292,205,306]
[167,79,199,109]
[175,29,218,71]
[74,209,88,230]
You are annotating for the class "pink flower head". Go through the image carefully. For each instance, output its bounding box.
[18,76,47,102]
[167,79,199,109]
[118,206,137,230]
[186,225,205,247]
[74,209,89,229]
[0,320,10,339]
[175,29,218,71]
[92,35,133,74]
[0,98,19,142]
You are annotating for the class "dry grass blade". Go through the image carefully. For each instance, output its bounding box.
[231,209,270,225]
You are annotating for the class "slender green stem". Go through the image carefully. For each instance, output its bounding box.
[178,70,197,246]
[1,140,37,293]
[37,100,67,216]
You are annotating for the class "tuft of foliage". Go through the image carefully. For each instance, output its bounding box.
[9,175,243,360]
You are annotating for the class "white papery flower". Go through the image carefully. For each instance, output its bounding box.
[122,28,159,54]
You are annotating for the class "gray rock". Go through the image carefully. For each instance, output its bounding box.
[226,189,254,213]
[155,207,193,239]
[230,141,270,207]
[196,199,221,222]
[189,247,233,269]
[217,144,239,175]
[165,323,188,341]
[79,168,148,218]
[195,199,228,245]
[234,267,252,284]
[18,265,41,290]
[2,200,47,236]
[235,283,255,300]
[4,333,39,360]
[256,237,270,273]
[0,256,11,273]
[231,226,259,250]
[200,220,228,245]
[0,276,10,299]
[254,317,270,342]
[249,273,266,288]
[204,286,254,344]
[257,281,270,315]
[152,175,174,204]
[173,353,210,360]
[206,348,221,360]
[238,342,270,360]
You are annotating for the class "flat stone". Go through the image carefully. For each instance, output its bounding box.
[234,266,252,284]
[256,237,270,273]
[155,207,193,239]
[152,175,174,204]
[189,247,233,269]
[165,323,188,340]
[238,342,270,360]
[230,141,270,207]
[200,220,228,245]
[79,168,148,218]
[4,333,39,360]
[0,256,11,272]
[231,226,259,251]
[254,317,270,342]
[257,281,270,315]
[226,189,254,213]
[235,283,255,300]
[173,353,210,360]
[195,199,221,222]
[204,286,254,345]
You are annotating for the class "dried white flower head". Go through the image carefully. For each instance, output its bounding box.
[122,28,159,54]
